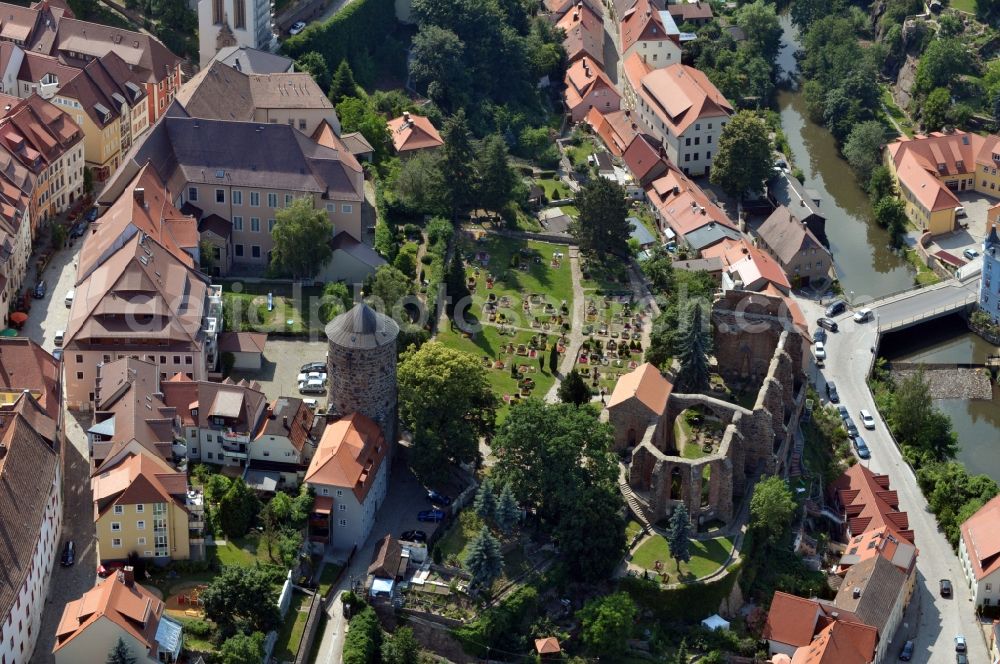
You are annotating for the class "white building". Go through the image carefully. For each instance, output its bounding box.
[980,224,1000,323]
[619,0,682,71]
[198,0,274,68]
[0,395,62,664]
[960,494,1000,607]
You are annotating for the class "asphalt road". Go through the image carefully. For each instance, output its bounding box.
[871,279,979,330]
[796,295,989,664]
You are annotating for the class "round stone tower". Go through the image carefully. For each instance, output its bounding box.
[325,303,400,444]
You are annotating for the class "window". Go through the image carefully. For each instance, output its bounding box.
[112,538,122,548]
[188,187,198,201]
[268,219,275,232]
[250,217,260,232]
[76,372,83,380]
[707,151,712,160]
[342,204,353,214]
[185,356,193,365]
[339,504,346,511]
[267,193,278,207]
[989,583,994,591]
[233,190,243,205]
[695,123,700,131]
[136,504,144,513]
[235,244,244,257]
[285,194,293,206]
[250,191,260,207]
[326,203,335,212]
[111,522,121,531]
[707,135,712,144]
[233,216,243,230]
[138,538,146,546]
[137,520,146,530]
[685,137,691,146]
[684,154,690,162]
[114,505,124,515]
[173,356,180,364]
[339,519,347,527]
[252,245,261,258]
[76,354,83,363]
[322,488,329,495]
[336,489,343,497]
[215,189,225,203]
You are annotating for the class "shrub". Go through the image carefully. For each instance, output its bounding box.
[343,605,382,664]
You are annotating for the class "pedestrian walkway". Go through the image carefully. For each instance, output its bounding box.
[545,246,586,402]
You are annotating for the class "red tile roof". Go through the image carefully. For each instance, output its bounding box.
[790,619,877,664]
[624,56,733,135]
[607,362,672,414]
[646,166,737,237]
[763,592,825,648]
[832,464,913,542]
[564,57,619,116]
[623,133,668,184]
[620,0,672,53]
[585,108,640,157]
[387,112,443,153]
[306,413,387,501]
[961,494,1000,581]
[557,2,605,65]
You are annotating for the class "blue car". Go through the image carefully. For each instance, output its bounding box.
[84,207,99,222]
[417,509,445,522]
[853,436,871,460]
[426,490,452,507]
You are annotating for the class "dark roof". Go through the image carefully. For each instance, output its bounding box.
[368,534,404,579]
[757,205,829,264]
[770,171,823,222]
[673,256,724,273]
[833,556,907,635]
[330,231,386,268]
[214,45,294,74]
[325,302,399,350]
[683,221,741,251]
[217,331,266,353]
[340,131,373,156]
[986,223,1000,251]
[198,213,232,239]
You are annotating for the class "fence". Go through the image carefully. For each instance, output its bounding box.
[278,570,295,618]
[293,593,324,664]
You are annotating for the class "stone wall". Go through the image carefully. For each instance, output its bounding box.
[327,338,398,446]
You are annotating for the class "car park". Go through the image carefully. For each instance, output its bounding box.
[899,640,914,661]
[963,248,979,261]
[860,409,876,429]
[34,280,46,299]
[289,20,306,34]
[853,308,872,323]
[427,490,452,506]
[60,540,75,566]
[955,635,966,652]
[853,436,870,459]
[817,317,839,332]
[826,381,839,403]
[401,530,427,543]
[940,579,953,597]
[812,327,827,343]
[825,300,846,317]
[814,342,826,360]
[417,509,445,522]
[845,418,859,438]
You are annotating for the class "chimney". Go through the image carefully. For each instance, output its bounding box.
[402,111,410,122]
[123,566,135,587]
[852,587,861,599]
[133,187,145,207]
[672,186,679,195]
[800,199,805,207]
[831,612,839,620]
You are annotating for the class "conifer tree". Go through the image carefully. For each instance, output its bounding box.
[464,526,503,592]
[675,302,712,392]
[667,503,692,572]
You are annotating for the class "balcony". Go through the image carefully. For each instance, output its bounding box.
[222,446,248,460]
[189,513,204,530]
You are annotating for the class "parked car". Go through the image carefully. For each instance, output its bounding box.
[417,509,445,522]
[69,221,86,238]
[954,635,966,652]
[860,409,876,429]
[817,317,839,332]
[401,530,428,543]
[940,579,953,597]
[825,300,847,317]
[812,327,827,343]
[302,398,319,410]
[54,330,64,346]
[837,405,849,420]
[814,341,827,360]
[289,20,306,34]
[84,207,99,222]
[956,654,969,664]
[963,248,979,261]
[300,361,326,373]
[845,418,859,438]
[298,378,325,394]
[60,540,75,566]
[297,371,327,384]
[33,280,46,298]
[427,490,452,506]
[853,436,871,459]
[899,640,914,661]
[853,308,873,323]
[826,381,839,403]
[65,290,75,308]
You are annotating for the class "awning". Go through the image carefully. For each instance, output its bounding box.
[371,578,394,595]
[314,496,334,514]
[0,329,17,337]
[9,312,27,324]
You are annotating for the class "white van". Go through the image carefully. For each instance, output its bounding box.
[54,330,65,346]
[65,290,74,308]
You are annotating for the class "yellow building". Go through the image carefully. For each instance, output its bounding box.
[887,130,1000,236]
[91,452,195,563]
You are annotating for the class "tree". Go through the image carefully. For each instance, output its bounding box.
[710,111,772,199]
[557,368,591,406]
[733,0,783,63]
[571,178,630,257]
[642,245,675,293]
[199,239,217,273]
[921,87,952,132]
[979,0,1000,25]
[336,97,392,163]
[270,198,333,279]
[867,165,894,202]
[219,632,266,664]
[749,476,796,548]
[578,592,637,656]
[674,302,712,393]
[398,342,497,480]
[344,606,382,664]
[409,25,469,111]
[319,281,353,324]
[439,110,476,213]
[329,59,358,105]
[391,150,448,216]
[381,626,420,664]
[474,477,497,522]
[465,525,503,592]
[890,368,959,462]
[218,478,261,540]
[203,566,281,637]
[446,250,471,320]
[914,38,973,97]
[872,196,907,246]
[365,265,414,320]
[496,483,520,534]
[548,341,559,374]
[296,52,331,91]
[204,473,232,504]
[393,242,419,279]
[674,640,689,664]
[474,134,518,216]
[260,491,293,560]
[667,503,692,572]
[106,638,136,664]
[843,121,887,183]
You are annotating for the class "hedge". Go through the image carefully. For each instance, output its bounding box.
[281,0,395,81]
[342,605,382,664]
[620,562,741,624]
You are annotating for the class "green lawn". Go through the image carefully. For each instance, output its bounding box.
[457,235,573,307]
[565,140,596,168]
[902,248,941,286]
[173,617,217,653]
[631,535,735,581]
[317,563,343,598]
[626,519,645,541]
[559,204,580,219]
[436,511,483,563]
[880,85,913,138]
[951,0,976,11]
[209,533,274,567]
[536,176,571,200]
[220,280,325,334]
[274,591,311,661]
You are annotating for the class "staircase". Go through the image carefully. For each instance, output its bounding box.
[619,463,653,533]
[789,431,804,479]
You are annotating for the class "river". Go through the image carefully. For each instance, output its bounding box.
[775,15,915,300]
[776,16,1000,478]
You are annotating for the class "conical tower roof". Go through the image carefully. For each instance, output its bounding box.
[325,302,399,350]
[986,223,1000,252]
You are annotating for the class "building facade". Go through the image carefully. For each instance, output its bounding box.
[981,225,1000,323]
[960,493,1000,607]
[198,0,273,68]
[619,0,682,70]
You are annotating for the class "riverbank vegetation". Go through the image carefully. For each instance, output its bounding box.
[869,361,997,548]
